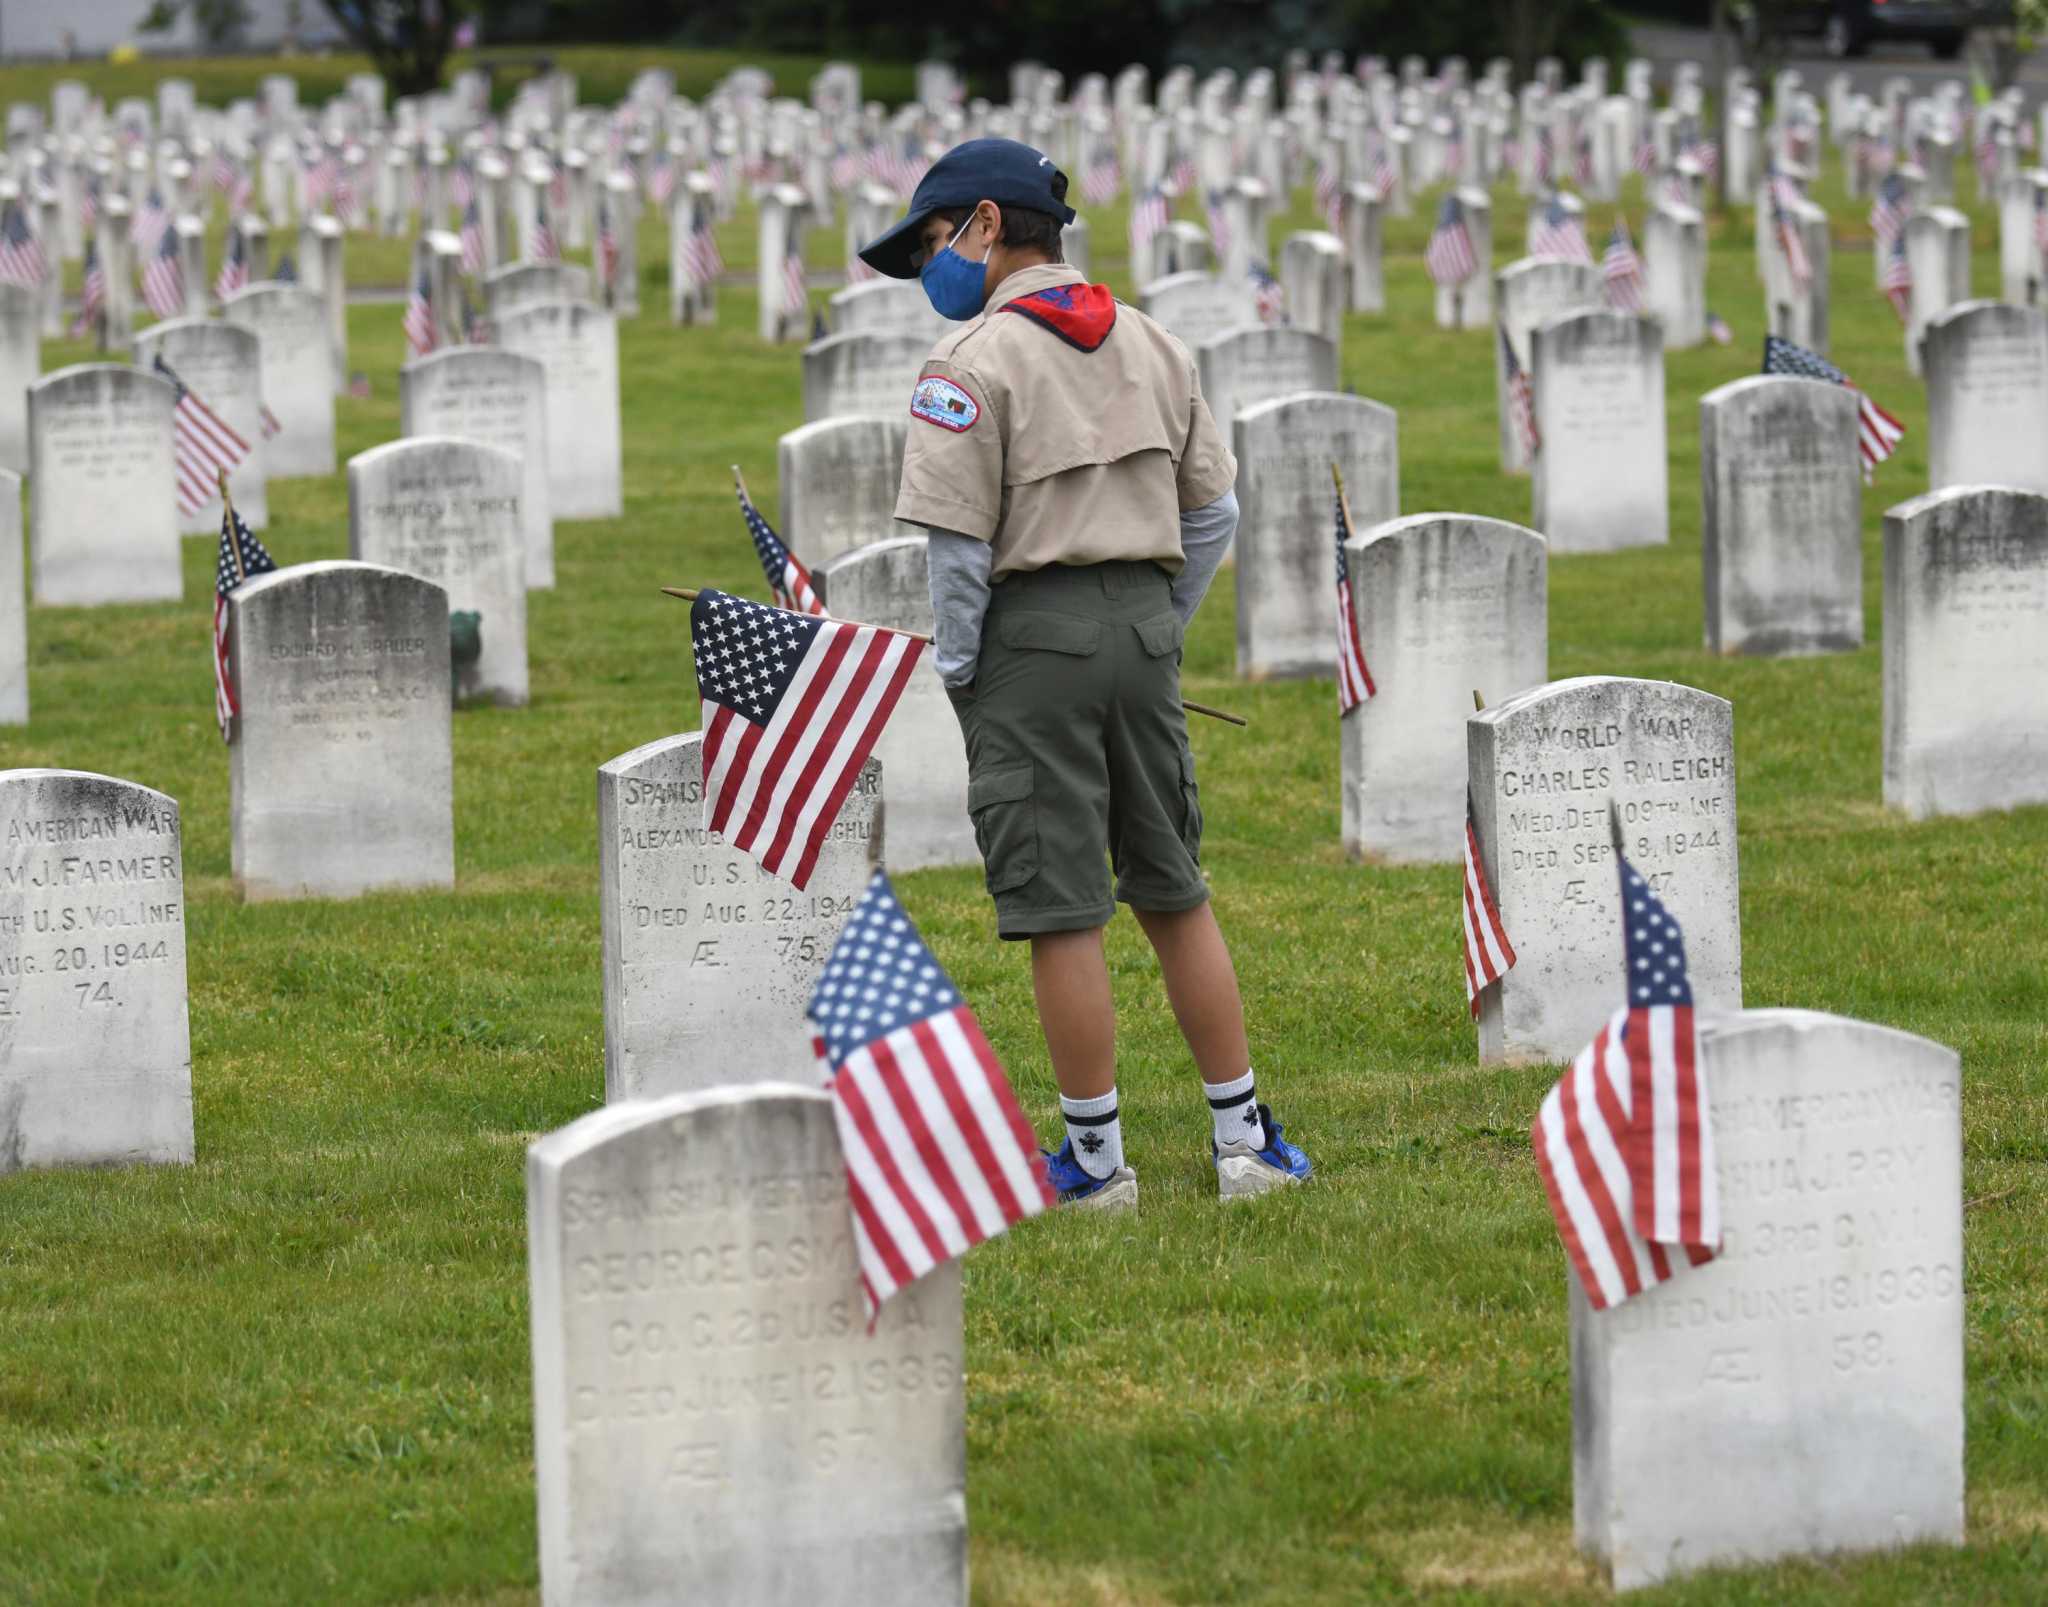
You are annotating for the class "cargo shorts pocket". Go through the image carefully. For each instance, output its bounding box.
[1134,611,1184,664]
[968,763,1039,894]
[1177,749,1203,862]
[997,612,1102,655]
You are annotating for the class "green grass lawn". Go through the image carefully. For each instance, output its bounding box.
[1,140,2044,1603]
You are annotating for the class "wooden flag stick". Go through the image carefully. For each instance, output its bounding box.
[1330,461,1358,540]
[730,463,753,507]
[660,586,1248,726]
[218,467,246,584]
[1473,688,1485,711]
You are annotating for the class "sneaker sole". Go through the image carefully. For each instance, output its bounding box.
[1064,1174,1139,1212]
[1216,1153,1306,1201]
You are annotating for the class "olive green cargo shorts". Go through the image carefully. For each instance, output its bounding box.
[949,560,1209,941]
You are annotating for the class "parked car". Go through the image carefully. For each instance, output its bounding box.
[1742,0,1988,59]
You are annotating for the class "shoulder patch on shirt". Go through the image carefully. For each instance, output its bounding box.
[911,374,980,432]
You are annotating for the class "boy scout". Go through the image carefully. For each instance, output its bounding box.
[859,139,1311,1208]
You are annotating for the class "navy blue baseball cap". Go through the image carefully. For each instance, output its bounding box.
[858,137,1076,279]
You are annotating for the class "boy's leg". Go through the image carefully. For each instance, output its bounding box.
[1031,927,1134,1203]
[1130,903,1248,1084]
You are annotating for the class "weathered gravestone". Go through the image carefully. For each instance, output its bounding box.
[598,735,880,1101]
[1139,271,1257,352]
[1495,257,1605,474]
[777,416,909,565]
[1903,205,1970,377]
[0,769,192,1173]
[1532,311,1669,553]
[1343,515,1548,863]
[1883,485,2048,818]
[1434,187,1494,330]
[527,1084,966,1606]
[1763,192,1830,355]
[1340,185,1386,312]
[400,347,555,589]
[227,561,454,900]
[347,438,528,706]
[28,364,179,607]
[817,538,974,871]
[1700,375,1863,656]
[1468,676,1741,1063]
[1279,229,1346,349]
[1644,202,1707,349]
[1196,325,1339,438]
[133,317,269,533]
[222,283,335,477]
[0,472,21,724]
[1231,392,1399,679]
[827,278,947,342]
[495,301,623,521]
[800,331,929,424]
[1921,301,2048,496]
[0,282,38,475]
[485,261,591,321]
[1572,1010,1963,1592]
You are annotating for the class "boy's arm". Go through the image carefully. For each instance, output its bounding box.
[924,529,994,690]
[1169,489,1238,626]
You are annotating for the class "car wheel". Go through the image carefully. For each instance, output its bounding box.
[1930,32,1967,59]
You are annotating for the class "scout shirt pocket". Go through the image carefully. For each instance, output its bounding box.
[967,763,1039,895]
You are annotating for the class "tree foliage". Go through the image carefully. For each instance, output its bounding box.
[321,0,462,97]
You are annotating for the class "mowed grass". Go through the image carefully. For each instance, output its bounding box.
[1,124,2045,1603]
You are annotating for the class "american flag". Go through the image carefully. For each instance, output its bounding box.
[0,198,47,288]
[1572,130,1594,185]
[460,197,486,275]
[1869,171,1909,257]
[1331,477,1373,714]
[141,225,186,318]
[450,160,475,211]
[1128,186,1169,269]
[460,284,491,346]
[1080,154,1121,207]
[1249,262,1286,324]
[213,499,278,741]
[782,243,808,318]
[1500,324,1540,459]
[1683,137,1719,183]
[79,177,100,238]
[2033,186,2048,268]
[682,203,724,287]
[1313,157,1343,229]
[274,253,298,284]
[131,188,170,257]
[331,162,360,229]
[597,199,621,296]
[154,355,252,518]
[1535,125,1555,184]
[214,227,249,302]
[1425,193,1477,287]
[1767,167,1811,289]
[72,240,105,337]
[528,199,559,264]
[1168,157,1196,197]
[690,587,924,889]
[1531,194,1590,262]
[1633,131,1657,175]
[739,477,825,616]
[1366,144,1397,201]
[1203,188,1231,260]
[1880,231,1913,321]
[1530,831,1719,1311]
[1601,215,1646,313]
[1763,333,1905,475]
[809,869,1052,1324]
[648,152,677,207]
[210,148,238,196]
[1706,309,1733,346]
[1461,791,1516,1017]
[403,264,436,358]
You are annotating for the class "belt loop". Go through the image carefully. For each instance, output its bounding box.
[1102,565,1122,597]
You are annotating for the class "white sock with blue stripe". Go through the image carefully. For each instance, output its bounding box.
[1060,1088,1123,1180]
[1205,1069,1266,1151]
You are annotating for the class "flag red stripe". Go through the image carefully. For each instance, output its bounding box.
[868,1031,978,1243]
[785,636,920,887]
[718,624,859,846]
[1562,1026,1644,1300]
[954,1010,1052,1210]
[910,1014,1026,1225]
[756,629,894,876]
[1531,1110,1607,1309]
[836,1068,951,1267]
[837,1130,916,1294]
[1672,1006,1704,1245]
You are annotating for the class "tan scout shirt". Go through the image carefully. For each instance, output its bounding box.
[894,263,1237,578]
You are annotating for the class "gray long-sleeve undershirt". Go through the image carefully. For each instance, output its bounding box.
[923,489,1239,689]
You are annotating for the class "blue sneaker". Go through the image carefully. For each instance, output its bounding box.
[1212,1103,1312,1200]
[1043,1138,1139,1212]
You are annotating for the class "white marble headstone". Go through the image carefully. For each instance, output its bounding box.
[817,537,973,871]
[28,363,180,606]
[598,735,880,1101]
[1573,1010,1963,1591]
[777,416,908,566]
[1494,257,1605,474]
[347,437,528,706]
[527,1084,965,1606]
[494,300,622,521]
[400,347,555,589]
[0,768,192,1173]
[1345,514,1547,863]
[485,260,591,320]
[1882,485,2048,818]
[1700,375,1863,656]
[1195,325,1339,438]
[0,282,39,476]
[228,561,454,900]
[1231,392,1398,679]
[1921,300,2048,496]
[222,283,336,477]
[133,316,270,533]
[1531,310,1668,553]
[0,471,21,724]
[1140,271,1257,352]
[800,330,929,423]
[1468,676,1741,1063]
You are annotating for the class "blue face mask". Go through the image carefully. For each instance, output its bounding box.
[920,216,993,321]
